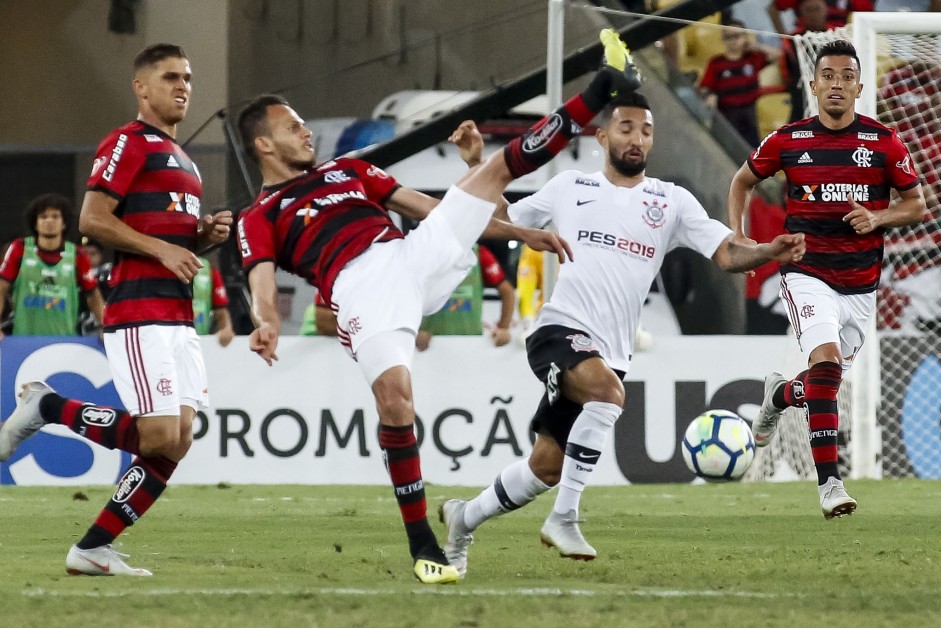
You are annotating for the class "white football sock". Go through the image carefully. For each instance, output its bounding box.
[463,458,550,531]
[553,401,621,516]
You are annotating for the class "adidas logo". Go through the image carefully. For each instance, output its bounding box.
[167,155,180,168]
[798,152,813,164]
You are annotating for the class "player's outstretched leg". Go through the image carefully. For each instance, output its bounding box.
[500,28,642,181]
[440,458,551,577]
[0,382,56,460]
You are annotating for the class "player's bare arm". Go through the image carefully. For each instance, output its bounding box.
[196,210,234,252]
[728,163,762,245]
[246,260,280,366]
[80,190,203,283]
[713,232,806,273]
[843,185,927,234]
[487,204,574,263]
[384,187,437,221]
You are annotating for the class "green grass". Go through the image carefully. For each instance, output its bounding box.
[2,480,940,627]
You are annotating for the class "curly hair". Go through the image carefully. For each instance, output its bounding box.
[25,193,73,237]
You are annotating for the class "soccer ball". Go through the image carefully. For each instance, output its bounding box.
[681,410,755,481]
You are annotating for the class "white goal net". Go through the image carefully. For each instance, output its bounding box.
[748,14,941,481]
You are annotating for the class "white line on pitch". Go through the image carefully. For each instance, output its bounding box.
[22,587,786,599]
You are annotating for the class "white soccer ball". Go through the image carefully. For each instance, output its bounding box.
[682,410,755,481]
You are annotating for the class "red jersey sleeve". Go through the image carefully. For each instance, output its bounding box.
[748,129,784,179]
[210,267,229,308]
[478,245,506,286]
[238,207,277,273]
[86,129,147,200]
[344,158,401,205]
[775,0,797,9]
[885,131,921,191]
[0,239,25,283]
[74,247,98,293]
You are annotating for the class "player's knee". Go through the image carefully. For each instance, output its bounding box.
[588,377,625,408]
[372,381,414,424]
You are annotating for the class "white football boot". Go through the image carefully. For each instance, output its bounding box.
[66,544,153,576]
[0,381,55,461]
[540,509,597,560]
[753,372,787,447]
[819,477,857,520]
[438,499,473,577]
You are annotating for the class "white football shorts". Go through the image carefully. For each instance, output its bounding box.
[332,185,495,359]
[103,324,209,417]
[779,272,876,371]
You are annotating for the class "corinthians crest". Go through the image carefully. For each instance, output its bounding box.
[642,199,667,229]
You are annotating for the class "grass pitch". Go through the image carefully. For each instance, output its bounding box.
[1,480,940,627]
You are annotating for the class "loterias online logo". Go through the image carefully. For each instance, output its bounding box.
[0,338,131,486]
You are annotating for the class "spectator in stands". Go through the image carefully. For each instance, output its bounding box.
[192,255,234,347]
[698,19,781,146]
[768,0,872,35]
[781,0,836,122]
[416,243,515,350]
[0,193,104,338]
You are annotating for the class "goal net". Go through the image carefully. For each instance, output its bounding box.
[747,14,941,481]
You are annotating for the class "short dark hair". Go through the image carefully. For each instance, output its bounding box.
[237,94,291,162]
[25,193,73,237]
[133,43,187,72]
[599,92,652,126]
[725,18,746,29]
[815,39,861,73]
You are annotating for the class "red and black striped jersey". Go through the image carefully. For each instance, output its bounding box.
[238,158,403,304]
[699,51,768,109]
[87,120,203,330]
[748,115,921,294]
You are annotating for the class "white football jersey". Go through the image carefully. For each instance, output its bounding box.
[507,170,732,372]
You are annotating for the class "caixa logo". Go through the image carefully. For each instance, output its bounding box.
[0,338,132,486]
